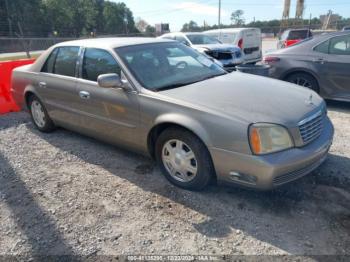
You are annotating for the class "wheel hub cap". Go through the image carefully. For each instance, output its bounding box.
[162,139,198,182]
[31,101,46,128]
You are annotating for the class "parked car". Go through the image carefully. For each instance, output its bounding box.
[264,31,350,101]
[12,38,334,190]
[278,28,313,49]
[343,26,350,31]
[204,28,262,64]
[159,32,243,71]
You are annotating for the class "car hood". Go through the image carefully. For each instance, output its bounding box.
[193,44,240,52]
[159,72,324,127]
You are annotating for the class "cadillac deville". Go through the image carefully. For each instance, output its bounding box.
[11,38,334,190]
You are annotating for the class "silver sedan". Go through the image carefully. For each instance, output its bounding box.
[11,38,334,190]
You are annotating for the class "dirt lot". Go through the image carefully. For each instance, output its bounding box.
[0,101,350,258]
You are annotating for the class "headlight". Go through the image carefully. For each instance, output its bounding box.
[249,124,293,155]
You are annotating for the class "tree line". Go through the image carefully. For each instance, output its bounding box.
[182,10,350,34]
[0,0,139,37]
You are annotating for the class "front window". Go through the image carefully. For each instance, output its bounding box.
[115,42,226,91]
[82,48,121,82]
[186,34,221,45]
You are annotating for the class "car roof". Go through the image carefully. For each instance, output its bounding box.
[314,30,350,39]
[205,28,258,33]
[54,37,173,49]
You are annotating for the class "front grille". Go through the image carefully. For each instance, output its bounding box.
[205,51,232,60]
[217,52,232,60]
[298,110,325,145]
[244,47,259,54]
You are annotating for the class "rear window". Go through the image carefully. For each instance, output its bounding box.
[54,47,80,77]
[288,30,312,40]
[186,34,221,45]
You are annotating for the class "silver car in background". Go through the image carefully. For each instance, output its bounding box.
[159,32,244,71]
[11,38,334,190]
[264,31,350,101]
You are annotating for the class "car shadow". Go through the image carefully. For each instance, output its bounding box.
[26,122,350,255]
[0,152,75,257]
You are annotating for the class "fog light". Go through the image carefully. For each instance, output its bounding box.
[229,171,257,184]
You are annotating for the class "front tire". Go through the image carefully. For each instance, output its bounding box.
[285,72,319,93]
[28,95,56,132]
[155,127,214,190]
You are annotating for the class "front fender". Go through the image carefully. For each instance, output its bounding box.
[153,113,213,147]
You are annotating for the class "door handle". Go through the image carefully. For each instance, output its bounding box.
[313,58,326,64]
[79,91,90,99]
[39,82,47,88]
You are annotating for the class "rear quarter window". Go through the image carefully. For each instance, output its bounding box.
[314,39,330,54]
[41,48,58,73]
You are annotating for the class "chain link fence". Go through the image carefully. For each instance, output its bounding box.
[0,37,76,56]
[0,33,157,57]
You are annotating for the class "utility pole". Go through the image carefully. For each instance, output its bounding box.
[218,0,221,28]
[308,13,312,37]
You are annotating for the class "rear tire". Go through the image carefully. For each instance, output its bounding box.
[28,95,56,132]
[285,72,319,93]
[155,127,214,191]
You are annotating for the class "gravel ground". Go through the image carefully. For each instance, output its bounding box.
[0,100,350,258]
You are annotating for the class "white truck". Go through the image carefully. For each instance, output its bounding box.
[204,28,262,64]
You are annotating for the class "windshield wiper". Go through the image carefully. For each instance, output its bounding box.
[156,73,227,92]
[156,82,192,92]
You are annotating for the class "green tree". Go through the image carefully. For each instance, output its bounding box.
[102,1,137,35]
[231,10,245,26]
[181,20,201,32]
[145,25,156,36]
[1,0,47,36]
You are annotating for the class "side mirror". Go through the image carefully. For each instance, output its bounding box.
[97,73,133,92]
[97,73,123,88]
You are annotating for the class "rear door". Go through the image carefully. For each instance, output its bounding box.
[313,34,350,99]
[242,29,262,62]
[75,47,140,147]
[39,46,82,127]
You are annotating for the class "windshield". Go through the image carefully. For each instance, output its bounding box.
[186,34,221,45]
[115,42,226,91]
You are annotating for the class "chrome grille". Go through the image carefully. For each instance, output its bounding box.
[298,110,324,145]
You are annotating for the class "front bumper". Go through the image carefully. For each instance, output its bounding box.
[209,117,334,190]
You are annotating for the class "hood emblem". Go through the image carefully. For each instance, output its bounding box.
[306,94,315,106]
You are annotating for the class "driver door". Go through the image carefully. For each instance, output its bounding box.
[75,47,140,148]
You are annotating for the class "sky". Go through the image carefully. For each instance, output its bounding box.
[117,0,350,31]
